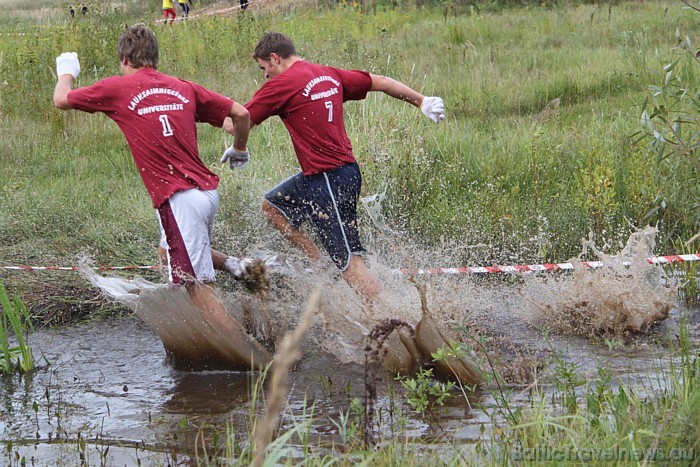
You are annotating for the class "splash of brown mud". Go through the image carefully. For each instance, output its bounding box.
[519,227,676,337]
[80,266,271,371]
[364,318,419,374]
[74,223,676,387]
[241,259,270,294]
[411,279,484,386]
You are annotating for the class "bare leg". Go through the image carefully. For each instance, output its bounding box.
[262,198,322,262]
[186,281,230,323]
[211,248,228,271]
[185,281,269,370]
[262,199,381,302]
[157,246,169,281]
[158,246,167,263]
[341,255,382,304]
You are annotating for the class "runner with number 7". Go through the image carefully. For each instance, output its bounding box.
[222,32,446,304]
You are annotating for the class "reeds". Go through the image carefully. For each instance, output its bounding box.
[251,288,320,466]
[0,281,35,373]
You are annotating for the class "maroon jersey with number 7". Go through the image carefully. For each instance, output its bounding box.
[245,60,372,175]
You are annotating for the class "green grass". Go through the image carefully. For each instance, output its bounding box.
[0,280,35,373]
[0,1,698,296]
[1,3,697,463]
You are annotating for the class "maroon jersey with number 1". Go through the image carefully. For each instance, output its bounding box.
[245,60,372,175]
[67,67,234,208]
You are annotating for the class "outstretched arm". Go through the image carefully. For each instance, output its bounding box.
[369,73,445,123]
[369,73,424,108]
[53,52,81,109]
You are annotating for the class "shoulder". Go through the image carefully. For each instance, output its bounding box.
[73,74,122,96]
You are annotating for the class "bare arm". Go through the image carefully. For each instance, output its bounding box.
[369,74,425,108]
[53,74,74,110]
[223,114,256,145]
[226,102,250,151]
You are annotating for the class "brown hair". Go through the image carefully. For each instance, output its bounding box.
[117,23,159,69]
[252,32,297,61]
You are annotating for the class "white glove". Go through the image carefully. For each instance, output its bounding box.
[56,52,81,79]
[224,256,245,278]
[220,146,250,169]
[420,96,445,124]
[224,256,263,283]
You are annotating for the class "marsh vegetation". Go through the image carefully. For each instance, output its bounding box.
[0,0,698,464]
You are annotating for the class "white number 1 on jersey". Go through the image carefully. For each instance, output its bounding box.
[159,114,174,137]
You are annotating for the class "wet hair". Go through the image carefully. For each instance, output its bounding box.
[252,32,297,61]
[117,23,159,69]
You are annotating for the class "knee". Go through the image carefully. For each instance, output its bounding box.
[261,198,275,218]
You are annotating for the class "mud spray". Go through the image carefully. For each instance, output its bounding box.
[81,189,678,385]
[518,227,676,336]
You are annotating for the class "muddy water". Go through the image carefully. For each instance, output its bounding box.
[0,315,689,465]
[1,284,696,465]
[2,227,698,464]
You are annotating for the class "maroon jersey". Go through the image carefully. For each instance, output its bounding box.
[67,68,233,208]
[246,60,372,175]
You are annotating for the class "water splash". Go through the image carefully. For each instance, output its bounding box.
[518,226,677,337]
[79,202,678,380]
[80,264,271,371]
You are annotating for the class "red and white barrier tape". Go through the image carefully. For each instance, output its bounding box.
[397,254,700,275]
[0,265,160,272]
[2,254,698,275]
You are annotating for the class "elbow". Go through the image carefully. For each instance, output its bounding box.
[53,95,70,110]
[237,107,250,122]
[229,105,250,129]
[369,74,390,92]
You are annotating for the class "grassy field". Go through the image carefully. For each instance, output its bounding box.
[0,1,699,464]
[0,0,698,312]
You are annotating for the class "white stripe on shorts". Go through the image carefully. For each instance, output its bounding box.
[323,172,352,270]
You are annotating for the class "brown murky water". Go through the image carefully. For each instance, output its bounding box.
[2,304,695,465]
[1,228,697,464]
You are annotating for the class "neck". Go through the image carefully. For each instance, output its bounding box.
[122,63,149,76]
[279,55,301,73]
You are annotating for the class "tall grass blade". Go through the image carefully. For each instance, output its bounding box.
[0,281,35,373]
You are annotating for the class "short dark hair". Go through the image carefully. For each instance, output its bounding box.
[117,23,159,69]
[252,32,297,61]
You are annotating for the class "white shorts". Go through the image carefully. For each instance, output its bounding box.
[156,188,219,284]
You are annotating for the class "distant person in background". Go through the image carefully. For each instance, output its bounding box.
[162,0,177,24]
[240,0,249,11]
[69,5,75,17]
[81,3,88,15]
[177,0,190,18]
[53,24,260,343]
[222,32,445,304]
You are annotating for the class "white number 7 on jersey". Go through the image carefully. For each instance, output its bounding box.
[159,114,174,137]
[324,101,333,122]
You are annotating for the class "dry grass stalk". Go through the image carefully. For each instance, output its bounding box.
[251,287,320,467]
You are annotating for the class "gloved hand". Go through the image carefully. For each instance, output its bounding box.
[220,146,250,169]
[420,96,445,124]
[224,256,269,291]
[224,256,245,277]
[56,52,81,79]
